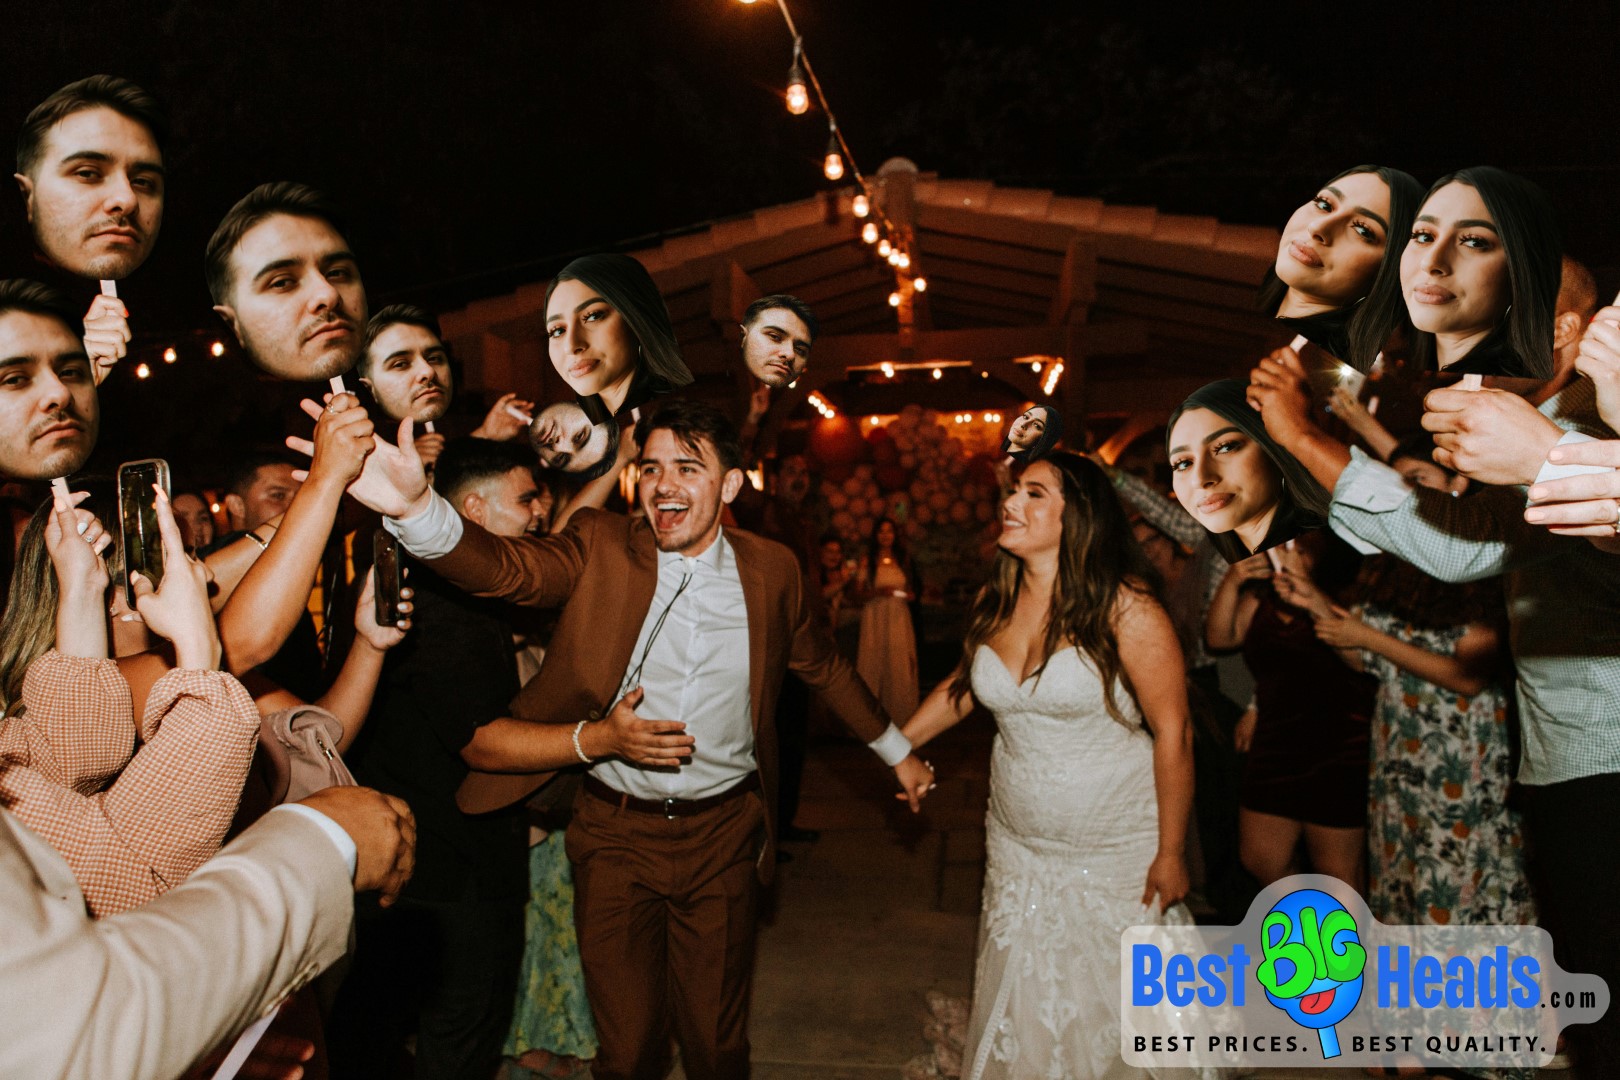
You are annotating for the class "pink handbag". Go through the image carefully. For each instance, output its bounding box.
[257,704,355,803]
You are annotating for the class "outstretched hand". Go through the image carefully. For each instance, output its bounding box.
[287,403,432,519]
[130,486,220,671]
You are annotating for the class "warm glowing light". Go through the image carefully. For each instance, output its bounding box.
[878,239,892,257]
[823,135,844,181]
[852,193,870,218]
[913,276,927,292]
[210,341,226,358]
[209,502,221,513]
[862,222,879,244]
[980,371,989,379]
[881,362,895,378]
[162,347,177,364]
[789,379,799,389]
[897,252,911,270]
[932,367,942,380]
[983,412,993,422]
[888,291,901,308]
[1042,361,1065,396]
[1031,361,1042,373]
[786,55,809,115]
[887,250,901,267]
[135,363,151,380]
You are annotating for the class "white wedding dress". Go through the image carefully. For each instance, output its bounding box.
[963,644,1210,1080]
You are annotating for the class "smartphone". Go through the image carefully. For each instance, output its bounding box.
[117,458,170,608]
[373,530,405,627]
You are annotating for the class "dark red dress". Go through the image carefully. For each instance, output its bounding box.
[1240,593,1374,828]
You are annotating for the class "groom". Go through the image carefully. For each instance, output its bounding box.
[339,397,934,1079]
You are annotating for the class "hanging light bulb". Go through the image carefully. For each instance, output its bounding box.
[913,276,928,293]
[162,346,177,364]
[932,367,943,380]
[822,125,844,181]
[135,362,151,380]
[887,250,901,267]
[897,252,911,270]
[210,341,226,358]
[852,193,870,218]
[785,45,809,115]
[881,362,895,378]
[1031,360,1043,373]
[861,222,879,244]
[888,291,901,308]
[878,239,892,257]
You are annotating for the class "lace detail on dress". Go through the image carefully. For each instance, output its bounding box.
[962,646,1216,1080]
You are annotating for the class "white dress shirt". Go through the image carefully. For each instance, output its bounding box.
[594,531,755,801]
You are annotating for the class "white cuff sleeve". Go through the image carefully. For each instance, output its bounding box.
[867,723,913,767]
[1530,431,1612,502]
[381,491,464,558]
[270,803,358,879]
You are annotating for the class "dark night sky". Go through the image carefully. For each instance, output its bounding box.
[5,0,1620,474]
[8,0,1620,325]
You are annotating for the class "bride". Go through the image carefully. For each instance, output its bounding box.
[901,452,1200,1079]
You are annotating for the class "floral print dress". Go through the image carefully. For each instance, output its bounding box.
[1357,605,1535,928]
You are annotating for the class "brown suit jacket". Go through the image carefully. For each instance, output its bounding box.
[444,508,890,876]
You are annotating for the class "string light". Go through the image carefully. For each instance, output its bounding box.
[822,129,844,181]
[878,239,892,257]
[932,367,942,380]
[807,390,837,419]
[852,193,869,218]
[887,250,901,267]
[785,42,809,115]
[210,341,226,358]
[861,222,879,244]
[162,347,177,364]
[913,276,927,292]
[209,501,221,513]
[888,291,901,308]
[1031,361,1043,373]
[896,252,911,270]
[1043,361,1065,396]
[881,361,895,378]
[135,363,151,380]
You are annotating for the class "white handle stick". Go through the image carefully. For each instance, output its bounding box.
[1366,395,1380,416]
[99,280,118,299]
[50,476,70,500]
[208,1007,279,1080]
[328,375,346,395]
[1459,374,1484,391]
[505,405,533,426]
[1288,334,1308,351]
[423,421,435,433]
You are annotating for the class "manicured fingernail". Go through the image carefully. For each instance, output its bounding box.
[76,520,88,535]
[1525,509,1545,522]
[120,614,139,622]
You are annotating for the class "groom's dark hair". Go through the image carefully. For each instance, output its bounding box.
[636,398,743,473]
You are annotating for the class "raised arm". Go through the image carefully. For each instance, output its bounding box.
[1314,612,1500,697]
[1328,385,1400,463]
[1115,587,1194,911]
[223,394,375,674]
[1205,556,1268,652]
[310,569,412,753]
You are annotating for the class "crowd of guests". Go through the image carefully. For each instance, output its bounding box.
[3,74,1620,1080]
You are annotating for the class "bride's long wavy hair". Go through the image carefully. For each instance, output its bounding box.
[948,452,1162,728]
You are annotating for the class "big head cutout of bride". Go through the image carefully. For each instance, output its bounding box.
[1001,404,1062,462]
[14,76,166,284]
[538,253,692,476]
[1402,167,1561,380]
[1262,165,1422,374]
[1167,379,1330,561]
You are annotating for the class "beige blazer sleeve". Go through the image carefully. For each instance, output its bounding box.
[0,805,353,1080]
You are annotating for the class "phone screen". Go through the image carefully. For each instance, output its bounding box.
[117,459,171,608]
[373,530,404,627]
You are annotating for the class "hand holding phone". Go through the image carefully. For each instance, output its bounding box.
[373,531,406,628]
[118,459,170,608]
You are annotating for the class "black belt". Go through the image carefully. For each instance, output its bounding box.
[583,772,761,819]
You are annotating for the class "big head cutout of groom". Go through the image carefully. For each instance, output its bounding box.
[206,182,368,383]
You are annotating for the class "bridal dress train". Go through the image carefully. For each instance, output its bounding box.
[963,644,1219,1080]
